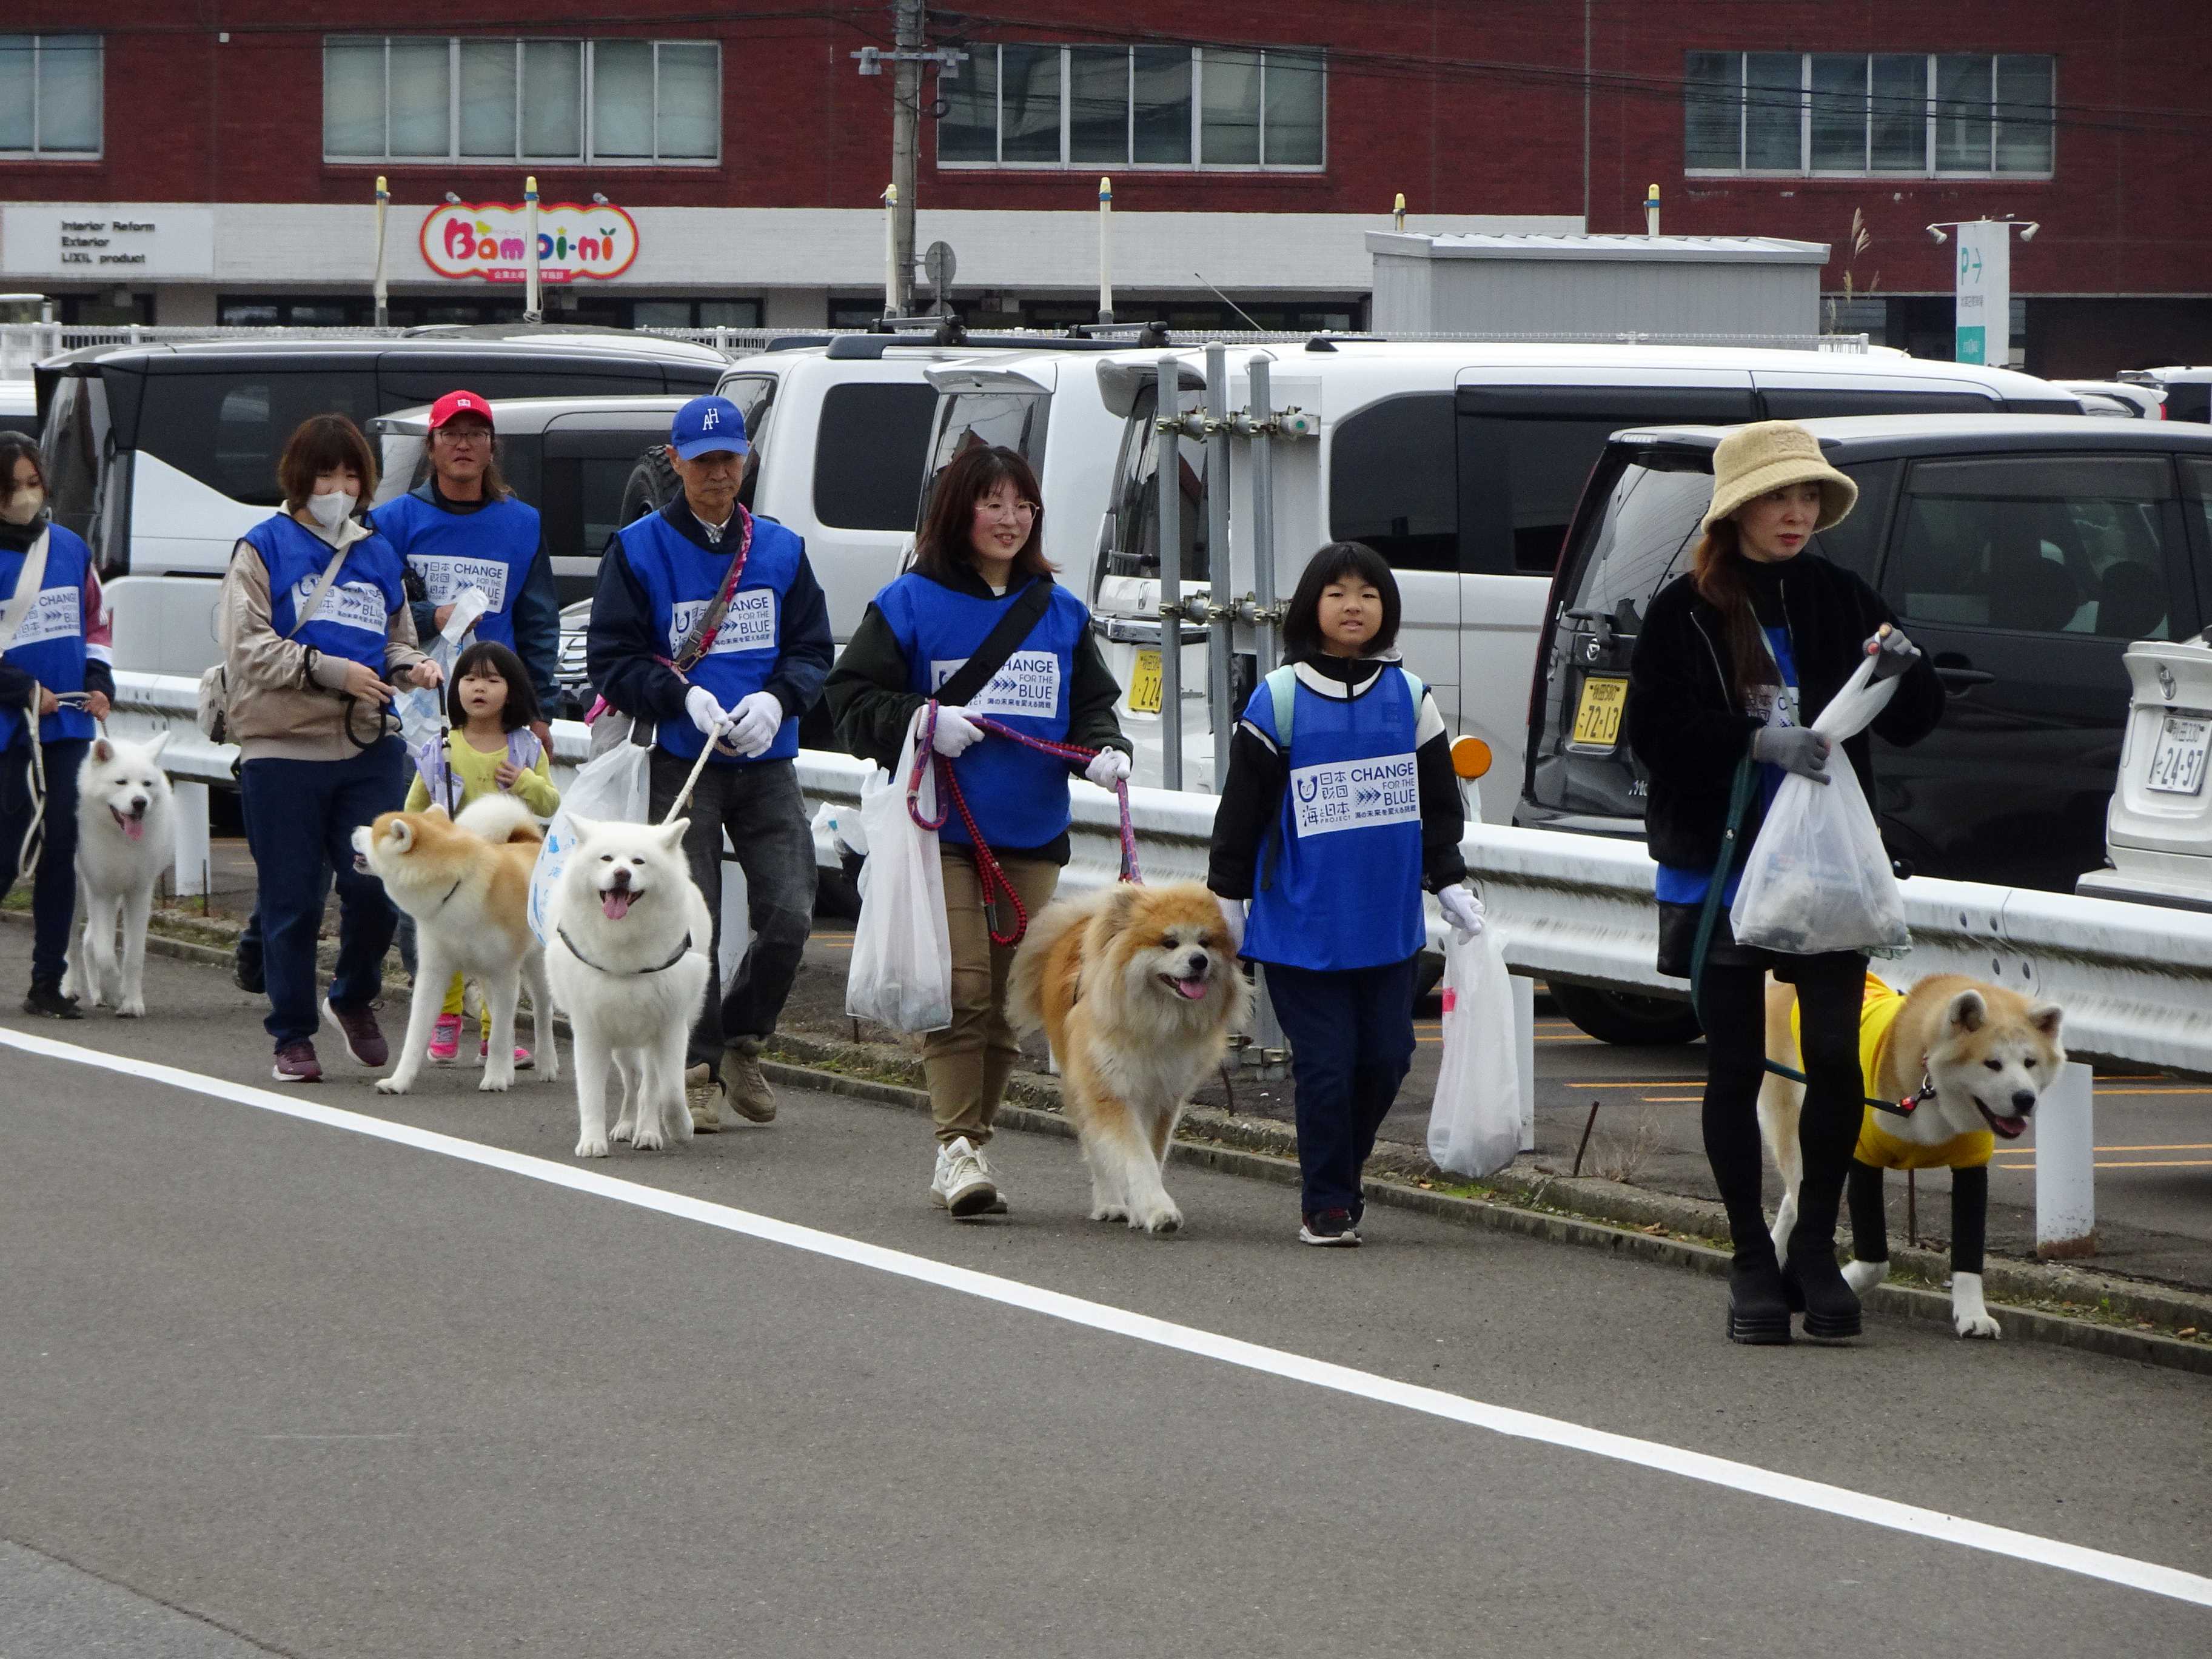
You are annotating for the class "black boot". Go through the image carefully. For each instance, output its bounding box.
[1726,1242,1794,1345]
[1782,1181,1863,1341]
[23,980,83,1019]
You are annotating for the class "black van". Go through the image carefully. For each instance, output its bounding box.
[1517,414,2212,1041]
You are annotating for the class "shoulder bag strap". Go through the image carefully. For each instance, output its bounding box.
[1263,664,1299,751]
[669,508,754,674]
[934,578,1054,709]
[286,538,353,642]
[0,528,52,654]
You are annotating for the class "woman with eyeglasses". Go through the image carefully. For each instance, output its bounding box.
[826,444,1132,1220]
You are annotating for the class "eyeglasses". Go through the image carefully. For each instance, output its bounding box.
[978,499,1039,519]
[436,427,494,446]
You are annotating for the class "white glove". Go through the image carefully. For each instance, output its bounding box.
[1085,748,1131,789]
[1438,885,1486,939]
[931,706,985,757]
[1215,894,1247,951]
[726,691,784,757]
[685,686,730,740]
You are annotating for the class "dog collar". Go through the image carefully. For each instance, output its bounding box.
[555,926,694,976]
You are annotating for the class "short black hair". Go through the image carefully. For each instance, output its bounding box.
[447,640,541,732]
[1279,541,1401,662]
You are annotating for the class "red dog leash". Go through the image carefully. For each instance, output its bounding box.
[907,700,1141,947]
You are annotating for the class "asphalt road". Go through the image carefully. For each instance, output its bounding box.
[3,942,2208,1657]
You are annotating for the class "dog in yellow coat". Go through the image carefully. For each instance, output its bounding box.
[1760,973,2065,1339]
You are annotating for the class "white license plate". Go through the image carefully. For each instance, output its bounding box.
[2147,713,2210,796]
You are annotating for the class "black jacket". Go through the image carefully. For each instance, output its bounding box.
[585,498,835,731]
[1626,552,1945,874]
[823,566,1129,866]
[1207,654,1467,901]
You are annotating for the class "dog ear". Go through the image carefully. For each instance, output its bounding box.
[1099,883,1142,933]
[424,802,451,820]
[2027,1001,2064,1039]
[565,813,598,842]
[90,737,113,763]
[1946,989,1987,1033]
[656,817,689,851]
[389,819,415,851]
[144,731,170,760]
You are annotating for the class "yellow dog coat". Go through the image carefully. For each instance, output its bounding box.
[1791,974,1995,1171]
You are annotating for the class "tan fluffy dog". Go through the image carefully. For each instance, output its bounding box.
[351,796,558,1096]
[1009,881,1250,1234]
[1761,972,2063,1338]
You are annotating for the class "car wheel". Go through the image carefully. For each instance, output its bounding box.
[1548,980,1703,1046]
[620,444,683,524]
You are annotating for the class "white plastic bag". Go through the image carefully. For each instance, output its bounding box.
[1730,654,1908,956]
[845,717,953,1033]
[394,586,489,756]
[528,737,652,945]
[1427,928,1521,1178]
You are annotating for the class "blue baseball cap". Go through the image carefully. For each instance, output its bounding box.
[670,395,749,460]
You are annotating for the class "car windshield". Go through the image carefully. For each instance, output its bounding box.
[1564,451,1715,632]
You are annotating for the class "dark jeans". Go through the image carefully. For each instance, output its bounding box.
[1695,950,1868,1261]
[1266,954,1421,1219]
[1,736,86,985]
[648,752,816,1068]
[240,739,406,1048]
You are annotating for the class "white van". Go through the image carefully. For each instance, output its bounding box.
[1083,339,2082,820]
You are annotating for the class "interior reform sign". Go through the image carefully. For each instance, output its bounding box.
[0,206,216,279]
[419,200,640,284]
[1954,220,2010,367]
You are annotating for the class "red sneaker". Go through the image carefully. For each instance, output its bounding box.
[321,997,389,1068]
[480,1037,534,1070]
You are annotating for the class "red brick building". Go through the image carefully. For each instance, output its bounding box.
[0,2,2202,372]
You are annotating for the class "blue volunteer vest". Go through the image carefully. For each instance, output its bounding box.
[241,514,408,675]
[373,488,541,654]
[1242,665,1427,972]
[874,572,1090,852]
[615,507,806,766]
[0,525,96,750]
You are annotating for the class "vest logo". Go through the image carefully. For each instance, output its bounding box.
[411,554,512,615]
[671,589,777,656]
[930,650,1061,721]
[1287,754,1419,838]
[420,201,641,284]
[8,583,82,651]
[293,577,388,637]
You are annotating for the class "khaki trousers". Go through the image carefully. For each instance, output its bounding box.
[924,848,1059,1146]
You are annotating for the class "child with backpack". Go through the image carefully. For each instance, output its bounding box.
[1207,542,1484,1246]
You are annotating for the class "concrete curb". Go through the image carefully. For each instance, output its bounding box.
[25,911,2212,1375]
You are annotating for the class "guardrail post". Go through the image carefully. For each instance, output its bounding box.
[1513,974,1536,1152]
[1155,354,1184,791]
[2034,1060,2097,1259]
[170,779,211,899]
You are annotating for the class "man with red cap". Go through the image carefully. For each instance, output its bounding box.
[372,390,560,752]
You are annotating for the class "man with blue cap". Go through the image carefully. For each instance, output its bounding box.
[587,394,834,1129]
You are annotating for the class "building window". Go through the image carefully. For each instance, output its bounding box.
[324,36,720,164]
[940,44,1323,169]
[0,35,103,158]
[1686,52,2053,177]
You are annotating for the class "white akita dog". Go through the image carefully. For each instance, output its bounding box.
[62,733,175,1017]
[543,814,713,1158]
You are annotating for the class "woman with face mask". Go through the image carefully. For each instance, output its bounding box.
[0,435,113,1017]
[216,414,440,1084]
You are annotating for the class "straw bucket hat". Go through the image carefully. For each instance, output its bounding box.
[1701,420,1858,535]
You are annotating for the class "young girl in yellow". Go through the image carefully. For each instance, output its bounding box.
[403,640,560,1065]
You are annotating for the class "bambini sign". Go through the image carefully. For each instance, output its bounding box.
[419,200,640,284]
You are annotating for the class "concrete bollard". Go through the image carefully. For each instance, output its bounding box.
[170,778,211,899]
[2034,1059,2097,1259]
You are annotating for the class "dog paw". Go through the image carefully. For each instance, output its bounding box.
[115,997,145,1019]
[1842,1258,1888,1296]
[574,1135,610,1159]
[374,1076,411,1096]
[610,1114,637,1144]
[1134,1202,1183,1235]
[1955,1312,2002,1340]
[478,1071,514,1093]
[1089,1204,1129,1224]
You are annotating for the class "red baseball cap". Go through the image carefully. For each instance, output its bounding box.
[428,390,494,431]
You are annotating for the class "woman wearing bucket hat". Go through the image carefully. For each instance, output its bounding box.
[1624,420,1943,1344]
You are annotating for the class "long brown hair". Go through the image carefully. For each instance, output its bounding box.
[911,443,1052,585]
[1690,517,1778,700]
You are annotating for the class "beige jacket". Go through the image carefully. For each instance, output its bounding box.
[217,516,429,764]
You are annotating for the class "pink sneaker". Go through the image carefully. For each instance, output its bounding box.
[480,1037,534,1071]
[428,1014,463,1064]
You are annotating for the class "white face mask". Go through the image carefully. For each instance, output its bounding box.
[306,490,357,532]
[0,485,44,526]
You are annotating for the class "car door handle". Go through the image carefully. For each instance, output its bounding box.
[1933,659,1994,687]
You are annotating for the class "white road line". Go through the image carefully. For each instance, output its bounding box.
[6,1025,2208,1611]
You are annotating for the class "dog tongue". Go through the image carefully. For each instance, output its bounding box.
[121,816,144,842]
[602,890,633,920]
[1173,976,1207,1000]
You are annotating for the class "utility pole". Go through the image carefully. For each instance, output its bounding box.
[891,0,922,320]
[854,4,964,321]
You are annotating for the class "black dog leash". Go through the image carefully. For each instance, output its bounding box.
[1686,754,1926,1119]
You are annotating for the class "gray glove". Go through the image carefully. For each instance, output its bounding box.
[1866,625,1921,682]
[1752,724,1831,785]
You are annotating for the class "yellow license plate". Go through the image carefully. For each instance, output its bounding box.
[1570,675,1626,748]
[1128,648,1163,714]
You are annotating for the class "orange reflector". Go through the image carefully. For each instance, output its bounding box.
[1451,736,1492,780]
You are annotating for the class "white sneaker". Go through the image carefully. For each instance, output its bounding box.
[931,1136,999,1219]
